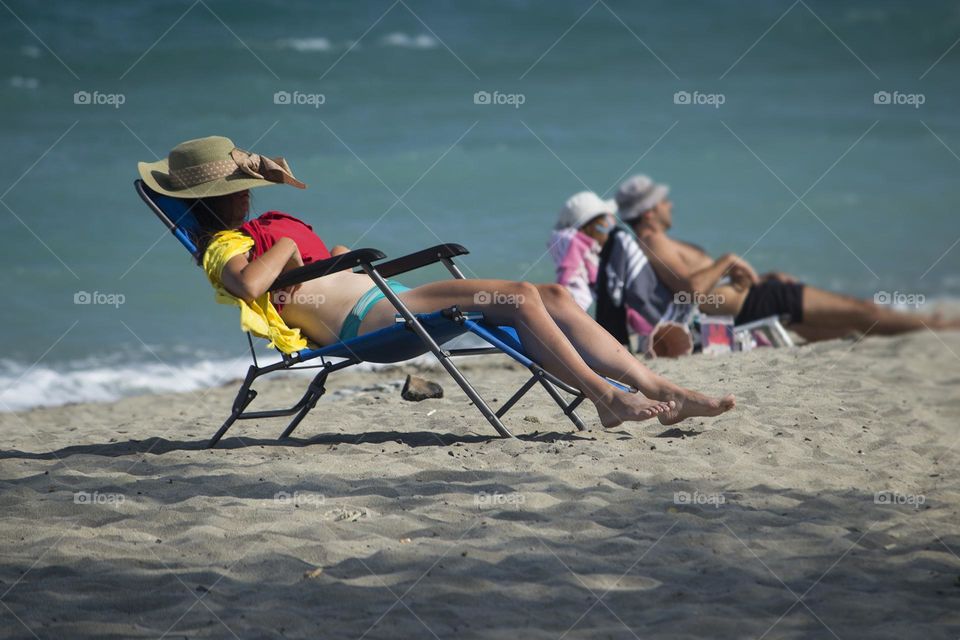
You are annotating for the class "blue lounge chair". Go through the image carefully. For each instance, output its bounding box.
[136,180,632,447]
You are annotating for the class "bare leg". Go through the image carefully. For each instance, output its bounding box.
[791,324,852,343]
[536,284,736,424]
[797,286,960,338]
[359,279,673,428]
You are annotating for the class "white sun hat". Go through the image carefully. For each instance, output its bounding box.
[555,191,617,230]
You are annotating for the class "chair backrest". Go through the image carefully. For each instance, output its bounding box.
[134,179,202,260]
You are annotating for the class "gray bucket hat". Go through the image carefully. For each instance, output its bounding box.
[615,174,669,221]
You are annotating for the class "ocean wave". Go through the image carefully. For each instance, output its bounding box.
[277,32,438,53]
[0,357,252,412]
[0,341,468,412]
[9,76,39,90]
[277,37,334,52]
[380,32,437,49]
[19,44,41,58]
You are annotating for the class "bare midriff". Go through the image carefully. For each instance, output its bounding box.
[278,270,378,345]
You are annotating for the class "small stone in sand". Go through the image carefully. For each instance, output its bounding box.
[401,375,443,401]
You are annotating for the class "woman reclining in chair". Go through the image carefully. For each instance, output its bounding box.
[139,136,735,429]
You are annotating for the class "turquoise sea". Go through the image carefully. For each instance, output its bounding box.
[2,0,959,409]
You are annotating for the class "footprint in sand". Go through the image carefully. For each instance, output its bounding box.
[322,507,372,522]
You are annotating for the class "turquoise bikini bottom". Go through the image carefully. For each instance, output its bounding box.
[338,280,411,342]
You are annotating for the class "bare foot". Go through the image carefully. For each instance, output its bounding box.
[658,390,736,425]
[596,392,675,429]
[928,312,960,331]
[944,317,960,331]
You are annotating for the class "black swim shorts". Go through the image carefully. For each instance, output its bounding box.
[734,281,805,325]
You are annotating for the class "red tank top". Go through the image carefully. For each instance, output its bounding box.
[240,211,331,311]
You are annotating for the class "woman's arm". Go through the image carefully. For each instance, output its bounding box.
[220,236,302,302]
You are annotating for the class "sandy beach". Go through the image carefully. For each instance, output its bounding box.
[6,1,960,638]
[1,331,959,639]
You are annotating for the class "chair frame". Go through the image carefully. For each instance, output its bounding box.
[136,180,603,447]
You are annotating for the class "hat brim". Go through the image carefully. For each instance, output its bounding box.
[556,198,618,230]
[580,199,618,227]
[137,159,294,198]
[619,184,669,221]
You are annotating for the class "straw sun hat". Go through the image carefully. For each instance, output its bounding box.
[138,135,306,198]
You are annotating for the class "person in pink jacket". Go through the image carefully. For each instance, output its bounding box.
[548,191,614,309]
[549,192,654,337]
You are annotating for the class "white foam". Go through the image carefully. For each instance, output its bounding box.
[0,357,252,412]
[380,32,437,49]
[9,76,39,90]
[0,346,454,413]
[19,44,41,58]
[278,37,333,52]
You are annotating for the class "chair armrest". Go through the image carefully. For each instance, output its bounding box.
[268,248,387,291]
[373,243,469,278]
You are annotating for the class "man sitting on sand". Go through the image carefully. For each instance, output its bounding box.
[602,174,958,343]
[139,137,737,429]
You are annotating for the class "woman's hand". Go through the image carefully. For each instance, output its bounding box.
[273,240,304,305]
[221,236,305,303]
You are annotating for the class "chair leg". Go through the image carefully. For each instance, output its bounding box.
[435,355,515,438]
[278,391,321,440]
[360,266,514,439]
[208,412,239,449]
[495,375,539,418]
[279,370,329,439]
[538,378,588,431]
[208,365,260,448]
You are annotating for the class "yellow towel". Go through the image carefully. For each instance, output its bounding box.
[202,230,308,353]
